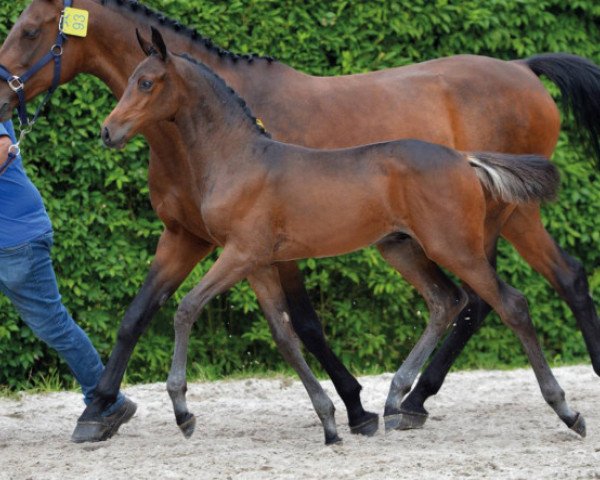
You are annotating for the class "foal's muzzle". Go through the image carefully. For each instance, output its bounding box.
[101,124,129,149]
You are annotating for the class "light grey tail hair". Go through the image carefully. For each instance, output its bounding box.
[467,152,560,203]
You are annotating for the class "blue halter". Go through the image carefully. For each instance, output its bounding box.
[0,0,72,175]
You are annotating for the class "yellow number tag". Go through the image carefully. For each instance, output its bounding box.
[62,7,89,37]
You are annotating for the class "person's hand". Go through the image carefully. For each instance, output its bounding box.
[0,135,12,162]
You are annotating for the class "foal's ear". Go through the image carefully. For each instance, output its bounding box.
[135,28,157,57]
[150,26,168,62]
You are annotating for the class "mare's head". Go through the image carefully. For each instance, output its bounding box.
[102,27,181,148]
[0,0,85,121]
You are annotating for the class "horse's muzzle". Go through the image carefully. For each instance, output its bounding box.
[101,125,128,149]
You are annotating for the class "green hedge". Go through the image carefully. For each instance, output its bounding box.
[1,0,599,390]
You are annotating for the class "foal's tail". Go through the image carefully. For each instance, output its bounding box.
[518,53,600,169]
[467,153,560,203]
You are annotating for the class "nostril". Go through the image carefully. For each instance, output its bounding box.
[102,126,111,144]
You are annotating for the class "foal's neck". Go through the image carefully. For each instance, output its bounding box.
[175,58,267,165]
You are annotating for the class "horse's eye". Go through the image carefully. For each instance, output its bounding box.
[139,79,154,91]
[23,29,40,39]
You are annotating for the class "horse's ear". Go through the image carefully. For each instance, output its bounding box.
[150,27,168,62]
[136,28,156,57]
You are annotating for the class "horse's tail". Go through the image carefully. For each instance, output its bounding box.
[518,53,600,168]
[467,152,560,203]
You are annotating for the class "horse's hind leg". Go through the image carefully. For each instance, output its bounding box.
[399,285,492,426]
[501,203,600,376]
[377,237,468,431]
[277,261,378,436]
[248,266,340,444]
[399,240,498,428]
[446,255,585,437]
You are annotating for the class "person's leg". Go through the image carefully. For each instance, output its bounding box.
[0,232,123,411]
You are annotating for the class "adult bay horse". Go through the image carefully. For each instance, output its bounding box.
[102,28,582,443]
[0,0,598,441]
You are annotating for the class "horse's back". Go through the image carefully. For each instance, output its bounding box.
[269,55,560,155]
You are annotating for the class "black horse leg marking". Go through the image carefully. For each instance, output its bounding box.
[79,267,176,420]
[500,204,600,376]
[277,262,379,435]
[546,248,600,376]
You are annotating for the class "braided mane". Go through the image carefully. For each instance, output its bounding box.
[99,0,276,65]
[176,52,270,137]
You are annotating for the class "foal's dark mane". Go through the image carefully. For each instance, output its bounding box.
[176,53,271,137]
[98,0,276,65]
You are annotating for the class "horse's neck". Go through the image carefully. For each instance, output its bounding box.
[79,0,295,99]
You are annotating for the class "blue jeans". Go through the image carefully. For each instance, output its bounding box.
[0,232,124,414]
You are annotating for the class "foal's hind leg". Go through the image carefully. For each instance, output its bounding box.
[277,262,378,436]
[501,203,600,376]
[399,240,498,428]
[249,266,341,444]
[445,255,585,437]
[377,238,468,432]
[399,285,492,427]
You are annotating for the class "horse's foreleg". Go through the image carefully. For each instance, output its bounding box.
[277,261,378,436]
[501,203,600,376]
[73,228,213,442]
[376,238,467,431]
[167,244,252,438]
[249,266,340,444]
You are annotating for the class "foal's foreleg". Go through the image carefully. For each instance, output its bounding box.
[167,245,253,438]
[249,266,341,444]
[277,261,378,436]
[377,238,467,432]
[73,228,213,442]
[501,203,600,376]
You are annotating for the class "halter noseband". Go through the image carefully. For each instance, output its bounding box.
[0,0,72,175]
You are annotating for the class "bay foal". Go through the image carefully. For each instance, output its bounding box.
[101,29,582,443]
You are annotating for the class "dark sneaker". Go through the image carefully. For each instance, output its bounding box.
[71,398,137,443]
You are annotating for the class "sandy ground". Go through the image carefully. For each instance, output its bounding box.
[0,365,599,480]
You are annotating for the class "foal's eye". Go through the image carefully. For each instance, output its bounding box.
[23,29,41,40]
[138,79,154,91]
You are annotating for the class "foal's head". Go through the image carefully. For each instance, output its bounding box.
[102,27,182,148]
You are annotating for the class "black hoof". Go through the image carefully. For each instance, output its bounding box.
[71,398,137,443]
[71,420,112,443]
[384,413,401,432]
[569,413,586,438]
[177,412,196,439]
[396,410,428,430]
[349,411,379,436]
[325,433,343,445]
